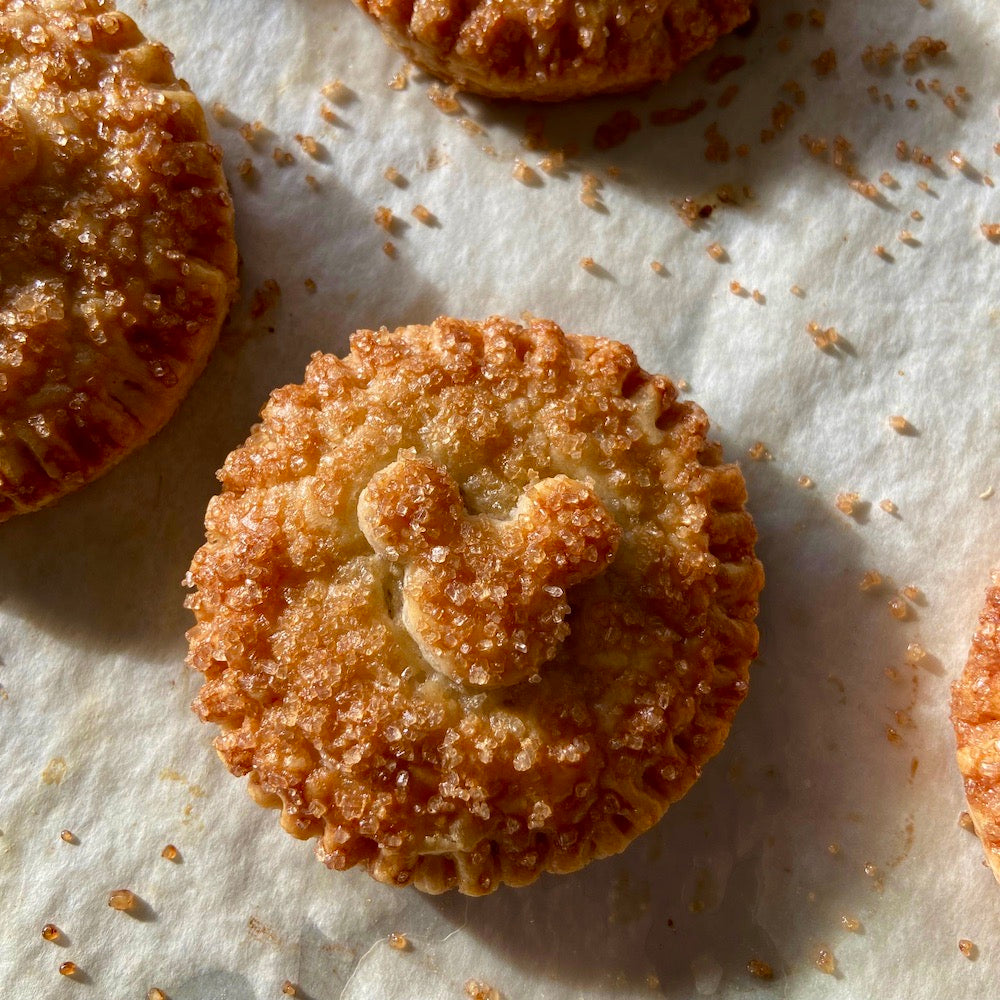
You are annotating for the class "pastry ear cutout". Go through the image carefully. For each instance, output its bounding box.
[358,456,621,688]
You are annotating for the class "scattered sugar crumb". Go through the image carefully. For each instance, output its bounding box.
[464,980,500,1000]
[807,321,840,349]
[512,159,537,185]
[888,597,909,621]
[580,172,603,208]
[836,492,861,516]
[650,98,707,126]
[295,134,319,157]
[238,120,265,145]
[321,79,347,102]
[250,279,281,319]
[812,49,837,76]
[593,109,641,150]
[538,151,565,174]
[813,946,836,975]
[428,84,461,113]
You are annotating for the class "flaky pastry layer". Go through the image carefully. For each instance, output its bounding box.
[353,0,752,100]
[186,316,763,894]
[0,0,238,521]
[952,582,1000,883]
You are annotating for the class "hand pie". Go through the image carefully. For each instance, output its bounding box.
[0,0,237,521]
[185,316,763,894]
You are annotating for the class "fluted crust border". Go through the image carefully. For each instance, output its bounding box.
[187,316,763,894]
[353,0,752,101]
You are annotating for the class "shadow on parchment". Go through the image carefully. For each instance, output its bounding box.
[344,0,980,233]
[415,457,933,996]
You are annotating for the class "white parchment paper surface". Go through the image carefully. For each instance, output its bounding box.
[2,0,999,997]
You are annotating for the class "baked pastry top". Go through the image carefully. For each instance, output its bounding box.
[352,0,752,101]
[952,581,1000,882]
[185,316,763,894]
[0,0,237,522]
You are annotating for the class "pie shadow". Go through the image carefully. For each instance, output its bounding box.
[388,0,979,226]
[416,458,928,995]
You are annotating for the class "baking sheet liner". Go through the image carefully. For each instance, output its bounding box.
[2,0,999,997]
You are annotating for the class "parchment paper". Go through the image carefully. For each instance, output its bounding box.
[2,0,999,997]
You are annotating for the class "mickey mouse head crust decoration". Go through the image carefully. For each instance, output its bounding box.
[358,455,621,689]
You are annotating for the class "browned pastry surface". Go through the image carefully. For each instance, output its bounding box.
[353,0,752,100]
[186,316,763,894]
[0,0,238,521]
[952,581,1000,882]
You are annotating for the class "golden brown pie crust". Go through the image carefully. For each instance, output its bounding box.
[0,0,238,521]
[353,0,753,101]
[186,316,763,894]
[952,581,1000,882]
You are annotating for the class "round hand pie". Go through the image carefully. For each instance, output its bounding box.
[0,0,238,522]
[185,316,763,894]
[952,580,1000,882]
[351,0,753,101]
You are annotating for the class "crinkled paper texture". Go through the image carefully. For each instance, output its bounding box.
[1,0,999,997]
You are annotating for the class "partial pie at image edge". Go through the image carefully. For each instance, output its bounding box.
[352,0,754,101]
[952,580,1000,883]
[0,0,238,522]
